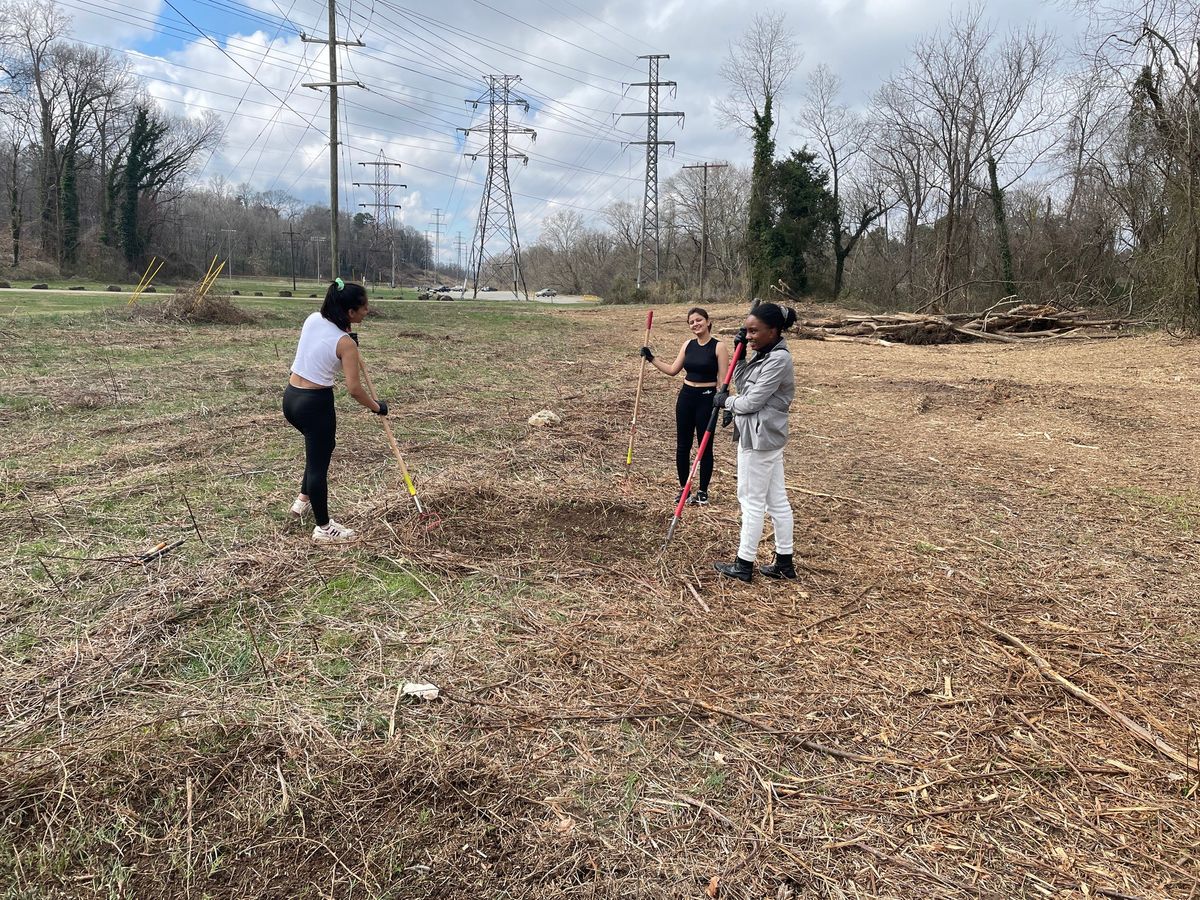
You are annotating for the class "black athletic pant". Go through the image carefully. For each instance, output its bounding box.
[675,384,715,491]
[282,384,336,527]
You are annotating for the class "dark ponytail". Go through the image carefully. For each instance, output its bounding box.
[320,280,368,331]
[750,301,797,336]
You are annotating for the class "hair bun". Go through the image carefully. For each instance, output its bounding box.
[782,306,797,330]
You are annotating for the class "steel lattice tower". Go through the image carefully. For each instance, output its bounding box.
[352,151,405,286]
[459,75,536,299]
[621,55,684,288]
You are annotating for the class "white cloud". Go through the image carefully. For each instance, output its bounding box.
[63,0,165,46]
[66,0,1086,249]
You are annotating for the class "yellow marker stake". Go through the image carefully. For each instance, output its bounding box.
[128,257,158,306]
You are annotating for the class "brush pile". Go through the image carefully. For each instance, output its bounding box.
[790,303,1138,346]
[138,289,257,325]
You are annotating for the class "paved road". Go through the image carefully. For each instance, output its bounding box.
[0,287,598,305]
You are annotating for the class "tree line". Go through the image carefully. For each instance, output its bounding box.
[531,1,1200,325]
[0,0,433,285]
[4,0,1200,326]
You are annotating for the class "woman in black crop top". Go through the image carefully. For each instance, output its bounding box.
[639,306,731,505]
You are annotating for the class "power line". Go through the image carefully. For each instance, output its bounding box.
[461,0,639,72]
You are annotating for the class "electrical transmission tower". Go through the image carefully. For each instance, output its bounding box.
[353,152,405,287]
[621,54,684,289]
[428,208,445,281]
[459,75,536,299]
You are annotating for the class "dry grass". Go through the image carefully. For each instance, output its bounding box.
[132,288,258,324]
[0,299,1197,898]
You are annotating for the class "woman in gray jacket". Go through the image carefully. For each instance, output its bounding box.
[712,302,798,582]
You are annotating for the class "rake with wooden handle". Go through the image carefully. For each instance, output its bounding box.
[624,309,654,472]
[357,354,438,527]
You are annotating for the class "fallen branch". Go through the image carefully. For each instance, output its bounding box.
[989,625,1192,770]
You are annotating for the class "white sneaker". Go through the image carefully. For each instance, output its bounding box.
[290,495,311,517]
[312,520,356,543]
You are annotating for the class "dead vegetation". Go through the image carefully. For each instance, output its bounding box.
[0,301,1197,898]
[130,287,258,324]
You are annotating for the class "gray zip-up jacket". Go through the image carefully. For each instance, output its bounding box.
[726,337,794,451]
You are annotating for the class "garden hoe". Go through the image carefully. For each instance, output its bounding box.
[357,351,440,531]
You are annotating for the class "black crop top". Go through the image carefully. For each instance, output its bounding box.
[683,338,719,382]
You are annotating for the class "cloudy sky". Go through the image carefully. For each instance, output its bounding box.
[58,0,1085,265]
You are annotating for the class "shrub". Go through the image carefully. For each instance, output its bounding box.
[603,277,650,305]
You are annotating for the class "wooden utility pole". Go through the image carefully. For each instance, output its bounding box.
[301,3,364,280]
[310,235,327,281]
[220,228,237,288]
[681,162,728,299]
[282,225,301,291]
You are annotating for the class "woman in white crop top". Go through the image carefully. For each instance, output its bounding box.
[282,278,387,543]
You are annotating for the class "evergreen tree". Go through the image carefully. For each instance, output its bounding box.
[59,147,78,267]
[770,149,835,294]
[119,107,161,266]
[746,96,776,298]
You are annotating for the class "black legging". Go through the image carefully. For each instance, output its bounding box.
[675,384,715,490]
[282,384,336,526]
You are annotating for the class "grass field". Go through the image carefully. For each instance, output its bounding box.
[1,293,1198,898]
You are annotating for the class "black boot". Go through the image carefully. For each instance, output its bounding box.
[760,552,797,580]
[714,556,754,582]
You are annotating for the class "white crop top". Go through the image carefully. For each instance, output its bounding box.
[290,312,347,386]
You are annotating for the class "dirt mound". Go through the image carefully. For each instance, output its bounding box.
[411,488,664,565]
[135,290,257,325]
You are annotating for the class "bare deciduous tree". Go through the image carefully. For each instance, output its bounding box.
[7,0,68,259]
[716,10,801,134]
[1073,0,1200,324]
[798,64,889,298]
[876,6,1055,308]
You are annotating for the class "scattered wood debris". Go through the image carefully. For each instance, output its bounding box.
[789,304,1140,346]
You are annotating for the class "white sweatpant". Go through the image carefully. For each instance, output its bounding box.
[736,444,794,561]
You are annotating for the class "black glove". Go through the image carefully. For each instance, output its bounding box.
[349,331,360,345]
[639,346,654,362]
[732,327,747,353]
[373,399,388,416]
[721,408,734,428]
[713,388,729,411]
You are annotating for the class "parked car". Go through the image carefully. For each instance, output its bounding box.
[433,284,452,293]
[535,288,557,297]
[480,285,496,292]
